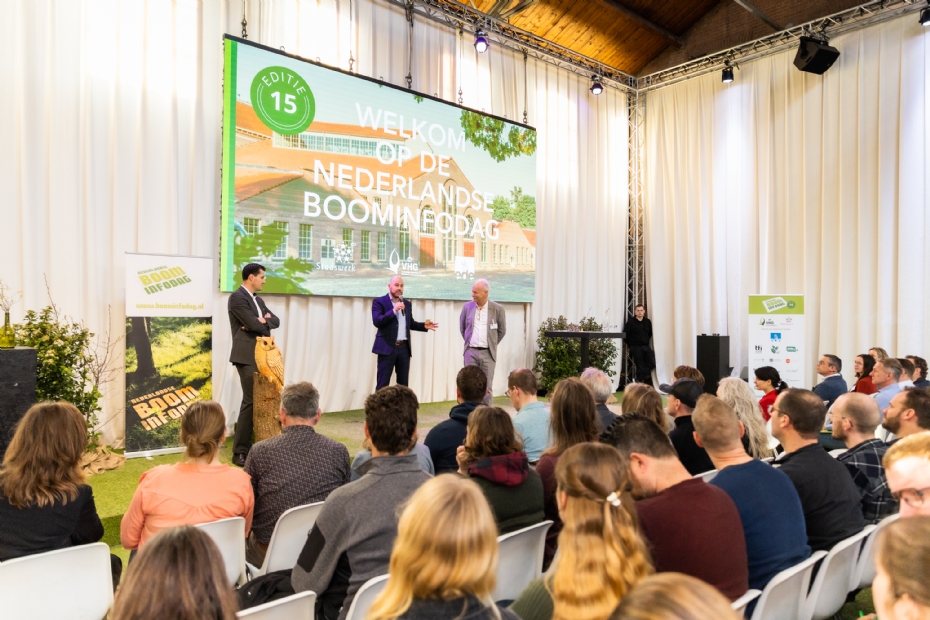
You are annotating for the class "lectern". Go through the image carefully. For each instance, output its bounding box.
[0,347,38,457]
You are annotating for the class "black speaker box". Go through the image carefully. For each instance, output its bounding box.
[696,335,730,395]
[794,37,840,74]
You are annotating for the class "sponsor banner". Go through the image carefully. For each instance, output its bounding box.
[125,254,213,456]
[748,295,806,414]
[220,36,537,301]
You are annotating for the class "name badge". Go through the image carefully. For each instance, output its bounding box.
[490,322,498,330]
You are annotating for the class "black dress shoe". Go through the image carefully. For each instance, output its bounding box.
[232,453,247,467]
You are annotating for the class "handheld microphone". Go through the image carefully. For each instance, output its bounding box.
[398,296,405,317]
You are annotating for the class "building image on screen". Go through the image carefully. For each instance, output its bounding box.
[221,37,537,302]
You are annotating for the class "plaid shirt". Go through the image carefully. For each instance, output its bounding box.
[838,439,899,524]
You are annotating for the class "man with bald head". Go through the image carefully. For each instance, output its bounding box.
[831,393,899,523]
[460,279,506,405]
[372,276,438,391]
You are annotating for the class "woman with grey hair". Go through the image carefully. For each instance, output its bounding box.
[580,367,619,433]
[716,378,774,459]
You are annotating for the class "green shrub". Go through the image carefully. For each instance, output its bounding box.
[533,316,618,392]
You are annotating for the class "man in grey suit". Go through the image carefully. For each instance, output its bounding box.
[459,279,506,405]
[228,263,280,466]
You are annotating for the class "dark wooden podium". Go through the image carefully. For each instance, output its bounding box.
[543,331,625,373]
[0,347,38,457]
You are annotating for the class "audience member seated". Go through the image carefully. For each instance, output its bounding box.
[455,406,544,534]
[754,366,788,421]
[692,395,810,591]
[882,388,930,441]
[121,401,254,551]
[831,393,899,523]
[367,475,520,620]
[292,385,431,620]
[872,358,904,412]
[244,382,351,566]
[425,366,487,473]
[608,573,743,620]
[907,355,930,389]
[897,358,916,388]
[870,347,890,362]
[852,354,878,395]
[510,443,652,620]
[111,526,238,620]
[0,402,107,563]
[621,383,670,432]
[812,354,847,409]
[657,364,705,394]
[883,432,930,518]
[603,414,749,601]
[770,389,865,551]
[868,517,930,620]
[507,368,550,463]
[536,378,600,570]
[666,379,714,475]
[351,436,434,481]
[581,367,619,433]
[716,377,774,459]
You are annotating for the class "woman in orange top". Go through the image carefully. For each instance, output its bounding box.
[120,401,253,551]
[753,366,787,422]
[852,354,879,395]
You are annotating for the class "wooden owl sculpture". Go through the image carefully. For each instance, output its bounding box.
[255,336,284,390]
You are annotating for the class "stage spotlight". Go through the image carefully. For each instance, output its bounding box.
[474,31,489,53]
[920,2,930,26]
[590,75,604,95]
[721,62,734,83]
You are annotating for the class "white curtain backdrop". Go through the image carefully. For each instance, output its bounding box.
[644,14,930,387]
[0,0,629,445]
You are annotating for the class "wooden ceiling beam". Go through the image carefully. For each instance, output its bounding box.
[730,0,784,31]
[600,0,684,48]
[499,0,539,20]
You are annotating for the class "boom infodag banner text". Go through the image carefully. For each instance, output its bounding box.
[220,36,538,302]
[748,295,806,411]
[124,253,213,456]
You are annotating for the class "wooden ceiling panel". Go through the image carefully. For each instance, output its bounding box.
[470,0,721,74]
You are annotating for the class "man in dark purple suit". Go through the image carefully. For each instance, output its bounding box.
[372,276,438,390]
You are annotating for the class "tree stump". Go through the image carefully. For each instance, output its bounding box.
[253,372,282,443]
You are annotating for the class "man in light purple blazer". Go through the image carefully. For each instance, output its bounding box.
[459,279,506,405]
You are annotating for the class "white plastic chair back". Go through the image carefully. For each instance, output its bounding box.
[196,516,248,585]
[761,456,775,464]
[344,574,389,620]
[0,542,113,620]
[694,469,718,482]
[732,589,762,617]
[237,590,316,619]
[749,550,826,620]
[828,449,847,458]
[492,520,553,602]
[255,502,325,576]
[805,528,873,620]
[852,514,899,590]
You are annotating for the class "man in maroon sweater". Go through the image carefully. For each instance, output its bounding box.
[603,414,749,601]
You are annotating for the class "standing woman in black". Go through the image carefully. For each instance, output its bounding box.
[624,304,655,384]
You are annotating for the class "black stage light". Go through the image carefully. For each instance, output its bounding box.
[590,75,604,95]
[722,63,734,83]
[920,2,930,26]
[474,30,489,53]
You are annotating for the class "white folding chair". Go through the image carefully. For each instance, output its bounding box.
[0,542,113,620]
[749,550,826,620]
[196,516,248,586]
[732,589,762,617]
[828,449,847,458]
[237,590,316,619]
[761,456,775,464]
[344,574,389,620]
[248,501,325,577]
[492,520,553,602]
[804,528,873,620]
[852,514,900,590]
[694,469,718,482]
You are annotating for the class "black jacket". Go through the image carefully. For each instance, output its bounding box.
[424,402,481,473]
[624,316,653,347]
[669,415,715,475]
[395,596,521,620]
[228,286,280,365]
